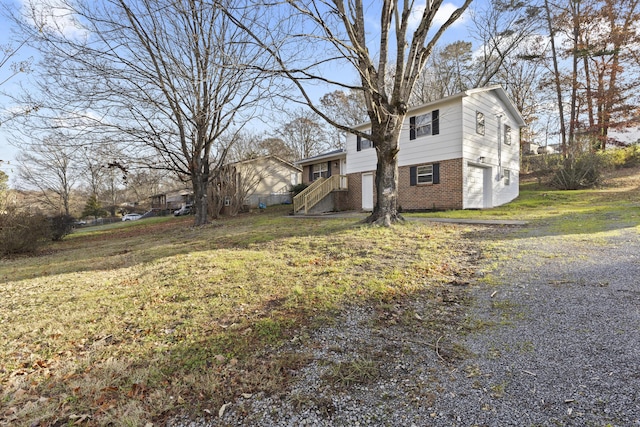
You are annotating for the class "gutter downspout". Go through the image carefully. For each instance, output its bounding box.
[496,114,503,180]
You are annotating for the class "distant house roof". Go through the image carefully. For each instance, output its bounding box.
[150,188,192,200]
[228,155,302,171]
[296,149,346,166]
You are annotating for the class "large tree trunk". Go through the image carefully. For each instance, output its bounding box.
[365,119,404,226]
[191,155,210,226]
[192,175,209,226]
[544,0,568,157]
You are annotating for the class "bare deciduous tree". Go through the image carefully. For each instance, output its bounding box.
[0,31,34,129]
[580,0,640,149]
[411,41,474,105]
[319,89,368,148]
[537,0,640,153]
[410,0,541,108]
[225,0,472,225]
[468,0,542,88]
[17,134,79,215]
[257,137,298,163]
[277,108,330,161]
[13,0,269,225]
[0,37,31,88]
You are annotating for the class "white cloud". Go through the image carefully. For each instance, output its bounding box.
[408,1,471,32]
[19,0,88,40]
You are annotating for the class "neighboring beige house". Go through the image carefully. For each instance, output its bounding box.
[294,85,526,214]
[215,156,302,211]
[150,189,193,213]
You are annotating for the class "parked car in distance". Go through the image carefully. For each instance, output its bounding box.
[122,213,142,221]
[173,205,193,216]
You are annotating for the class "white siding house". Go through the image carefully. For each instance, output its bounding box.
[294,85,525,213]
[343,85,525,211]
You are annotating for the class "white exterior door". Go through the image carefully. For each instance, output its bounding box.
[361,173,374,211]
[467,165,491,209]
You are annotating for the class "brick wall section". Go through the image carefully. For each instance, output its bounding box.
[344,172,363,211]
[398,158,463,211]
[345,158,464,211]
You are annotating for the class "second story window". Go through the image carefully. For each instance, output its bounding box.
[357,135,373,151]
[476,111,485,135]
[504,125,512,145]
[414,113,432,137]
[410,109,439,140]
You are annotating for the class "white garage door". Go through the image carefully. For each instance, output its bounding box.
[467,165,489,209]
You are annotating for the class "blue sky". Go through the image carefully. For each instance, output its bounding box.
[0,0,475,183]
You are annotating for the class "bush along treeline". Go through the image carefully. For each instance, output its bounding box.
[0,210,76,256]
[523,145,640,190]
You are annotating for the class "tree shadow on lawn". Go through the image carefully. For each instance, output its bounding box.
[0,212,360,284]
[1,217,482,425]
[0,250,477,427]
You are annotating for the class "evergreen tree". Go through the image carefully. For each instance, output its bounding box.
[82,194,106,220]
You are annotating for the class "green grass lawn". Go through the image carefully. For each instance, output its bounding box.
[408,169,640,235]
[2,167,639,426]
[1,206,474,426]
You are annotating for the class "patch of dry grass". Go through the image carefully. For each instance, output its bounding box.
[0,206,470,426]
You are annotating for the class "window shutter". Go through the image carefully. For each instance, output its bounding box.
[327,161,332,177]
[409,116,416,140]
[309,166,313,182]
[432,110,439,135]
[357,136,362,151]
[433,163,440,184]
[410,166,417,186]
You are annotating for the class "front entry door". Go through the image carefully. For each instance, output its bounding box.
[467,165,491,208]
[362,173,374,211]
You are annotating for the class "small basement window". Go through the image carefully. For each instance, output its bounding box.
[417,164,434,184]
[410,163,440,186]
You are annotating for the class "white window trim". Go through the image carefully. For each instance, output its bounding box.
[312,163,328,180]
[417,164,434,184]
[415,113,432,138]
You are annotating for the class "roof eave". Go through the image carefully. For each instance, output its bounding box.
[295,150,346,166]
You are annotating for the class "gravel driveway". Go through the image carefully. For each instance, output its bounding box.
[170,223,640,427]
